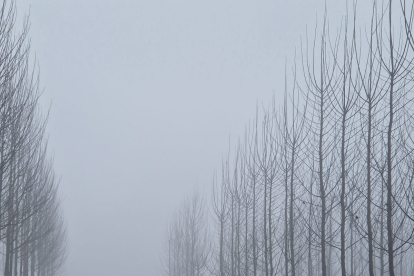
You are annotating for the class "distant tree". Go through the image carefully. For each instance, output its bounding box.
[160,189,211,276]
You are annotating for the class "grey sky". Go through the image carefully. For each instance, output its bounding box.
[14,1,369,275]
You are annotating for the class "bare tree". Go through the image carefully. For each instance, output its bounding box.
[160,189,211,276]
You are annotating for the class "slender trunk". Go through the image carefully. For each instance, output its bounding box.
[284,167,289,276]
[264,171,269,276]
[5,125,16,276]
[308,180,313,276]
[386,3,395,275]
[380,178,384,276]
[219,215,224,276]
[268,174,274,276]
[327,200,333,276]
[244,202,248,276]
[319,91,327,276]
[350,209,354,276]
[30,214,36,276]
[231,196,234,276]
[367,102,375,276]
[252,176,257,276]
[14,223,18,276]
[340,112,347,276]
[237,197,241,276]
[366,17,375,274]
[289,146,296,276]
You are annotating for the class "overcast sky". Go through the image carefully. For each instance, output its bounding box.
[15,1,371,275]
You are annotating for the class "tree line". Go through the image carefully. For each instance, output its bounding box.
[160,1,414,276]
[0,1,67,276]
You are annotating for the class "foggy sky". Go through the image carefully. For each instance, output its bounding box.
[15,1,371,275]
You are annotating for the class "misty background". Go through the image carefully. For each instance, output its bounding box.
[14,1,371,275]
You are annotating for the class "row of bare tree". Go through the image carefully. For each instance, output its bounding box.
[160,1,414,276]
[0,1,67,276]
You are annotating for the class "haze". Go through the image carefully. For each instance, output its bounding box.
[13,1,381,276]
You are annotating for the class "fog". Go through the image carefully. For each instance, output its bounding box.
[11,1,408,276]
